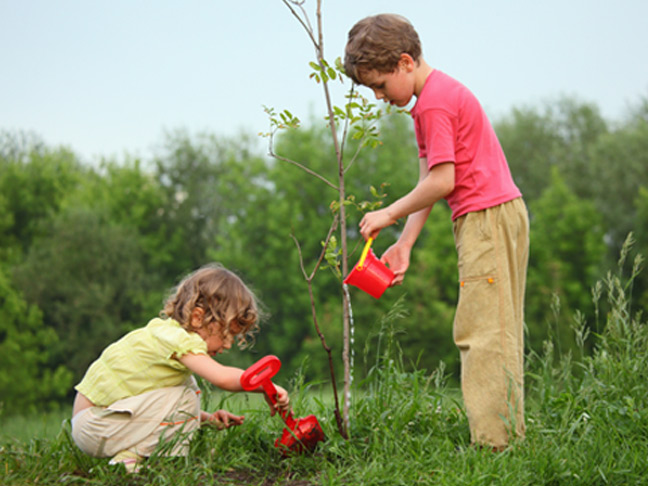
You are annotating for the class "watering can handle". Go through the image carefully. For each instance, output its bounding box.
[357,237,374,270]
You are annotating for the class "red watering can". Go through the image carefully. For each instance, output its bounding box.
[344,237,395,299]
[240,355,325,455]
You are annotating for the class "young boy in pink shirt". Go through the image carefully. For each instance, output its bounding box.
[345,13,529,450]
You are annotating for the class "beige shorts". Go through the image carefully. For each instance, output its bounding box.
[71,378,201,458]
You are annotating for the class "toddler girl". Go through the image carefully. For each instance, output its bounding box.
[71,263,290,472]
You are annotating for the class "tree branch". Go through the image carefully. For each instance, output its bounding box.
[282,0,319,48]
[290,215,348,438]
[268,149,338,190]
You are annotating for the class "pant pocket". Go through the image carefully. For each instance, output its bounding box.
[453,276,499,349]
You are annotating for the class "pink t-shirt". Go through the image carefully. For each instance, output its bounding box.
[411,70,521,220]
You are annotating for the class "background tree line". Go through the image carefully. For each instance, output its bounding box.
[1,95,647,416]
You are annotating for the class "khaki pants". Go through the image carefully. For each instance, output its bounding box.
[453,197,529,448]
[71,378,201,458]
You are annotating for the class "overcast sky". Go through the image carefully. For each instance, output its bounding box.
[1,0,647,162]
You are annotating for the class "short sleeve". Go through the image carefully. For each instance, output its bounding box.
[415,108,457,168]
[148,318,208,360]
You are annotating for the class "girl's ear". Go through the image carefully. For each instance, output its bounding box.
[190,307,205,329]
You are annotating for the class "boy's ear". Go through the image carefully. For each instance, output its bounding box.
[399,53,416,72]
[190,307,205,328]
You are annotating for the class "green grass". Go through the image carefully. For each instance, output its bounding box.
[2,242,647,485]
[0,408,70,444]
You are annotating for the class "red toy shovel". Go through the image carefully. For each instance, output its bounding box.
[240,355,325,455]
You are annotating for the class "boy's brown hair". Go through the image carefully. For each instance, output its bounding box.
[344,14,422,85]
[162,263,262,348]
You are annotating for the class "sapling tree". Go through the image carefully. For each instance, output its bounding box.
[262,0,396,436]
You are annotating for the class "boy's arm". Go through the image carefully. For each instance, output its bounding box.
[393,159,453,248]
[359,160,454,240]
[360,160,454,285]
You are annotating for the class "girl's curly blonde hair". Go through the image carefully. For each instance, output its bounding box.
[161,263,262,348]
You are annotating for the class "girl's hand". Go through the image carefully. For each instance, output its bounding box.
[267,385,291,417]
[201,409,245,429]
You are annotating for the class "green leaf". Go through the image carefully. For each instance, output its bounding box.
[333,106,346,118]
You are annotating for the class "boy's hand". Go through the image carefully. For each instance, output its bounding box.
[359,208,396,241]
[381,243,411,286]
[202,409,245,429]
[267,385,291,417]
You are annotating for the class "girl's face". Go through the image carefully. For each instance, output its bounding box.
[199,325,231,356]
[190,308,243,356]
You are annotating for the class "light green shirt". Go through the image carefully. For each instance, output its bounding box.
[75,318,207,407]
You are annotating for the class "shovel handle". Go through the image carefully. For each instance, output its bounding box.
[240,355,295,426]
[240,355,282,403]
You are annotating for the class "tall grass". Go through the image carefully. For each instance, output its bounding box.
[1,237,647,485]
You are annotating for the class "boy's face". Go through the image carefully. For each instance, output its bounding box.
[360,56,416,107]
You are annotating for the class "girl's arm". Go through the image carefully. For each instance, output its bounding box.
[178,353,244,391]
[177,353,290,414]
